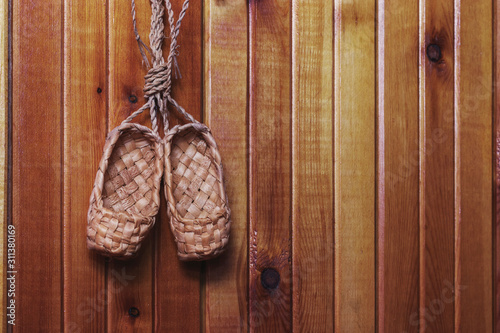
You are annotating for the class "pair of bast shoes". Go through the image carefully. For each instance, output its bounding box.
[86,121,231,261]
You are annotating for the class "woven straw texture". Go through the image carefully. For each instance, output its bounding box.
[164,122,231,261]
[87,123,164,259]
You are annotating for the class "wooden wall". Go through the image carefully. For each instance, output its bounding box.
[2,0,499,332]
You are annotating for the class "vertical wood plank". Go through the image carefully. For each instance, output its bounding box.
[377,0,420,332]
[107,0,153,331]
[454,0,493,331]
[248,0,292,331]
[204,0,248,332]
[154,1,203,332]
[63,1,107,331]
[419,0,455,332]
[0,0,7,330]
[248,0,292,332]
[333,0,376,331]
[495,0,500,329]
[291,0,334,331]
[12,0,63,331]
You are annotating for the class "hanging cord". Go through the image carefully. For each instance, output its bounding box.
[162,0,198,128]
[124,0,197,136]
[123,0,165,135]
[131,0,152,67]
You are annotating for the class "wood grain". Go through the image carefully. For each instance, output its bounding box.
[454,0,493,331]
[0,0,7,330]
[63,1,107,331]
[107,0,153,331]
[5,1,500,331]
[11,0,63,331]
[203,0,248,331]
[248,0,292,331]
[419,0,455,332]
[290,0,334,331]
[377,0,420,332]
[154,1,203,332]
[333,0,376,331]
[496,0,500,329]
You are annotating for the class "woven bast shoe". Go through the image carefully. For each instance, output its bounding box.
[164,122,231,261]
[87,122,164,259]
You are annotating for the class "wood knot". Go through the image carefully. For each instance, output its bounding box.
[128,307,140,318]
[261,268,280,290]
[426,44,442,63]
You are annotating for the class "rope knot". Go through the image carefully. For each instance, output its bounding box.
[143,62,171,98]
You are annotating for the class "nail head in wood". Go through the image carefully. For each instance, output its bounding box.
[128,307,140,318]
[261,268,280,290]
[426,44,442,63]
[97,87,102,94]
[129,95,138,103]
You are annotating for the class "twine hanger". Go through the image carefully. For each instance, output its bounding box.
[123,0,197,136]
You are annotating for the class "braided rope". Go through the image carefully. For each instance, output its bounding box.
[126,0,166,135]
[164,0,189,98]
[128,0,192,136]
[131,0,151,67]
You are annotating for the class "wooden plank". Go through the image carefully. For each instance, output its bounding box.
[333,0,375,331]
[377,0,420,332]
[0,0,7,330]
[154,1,203,332]
[248,0,292,331]
[290,0,334,331]
[495,0,500,330]
[203,0,248,332]
[454,0,493,331]
[11,0,63,331]
[418,0,455,332]
[107,0,153,331]
[63,0,107,332]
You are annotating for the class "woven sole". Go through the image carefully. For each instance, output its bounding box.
[87,123,164,259]
[164,123,231,261]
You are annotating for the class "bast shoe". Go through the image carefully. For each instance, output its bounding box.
[163,122,231,261]
[87,122,164,259]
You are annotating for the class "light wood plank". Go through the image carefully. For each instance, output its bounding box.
[377,0,420,332]
[333,0,376,331]
[63,1,107,331]
[107,0,153,331]
[248,0,292,331]
[291,0,334,331]
[419,0,455,332]
[454,0,493,331]
[154,1,203,332]
[12,0,63,331]
[203,0,248,331]
[0,0,7,330]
